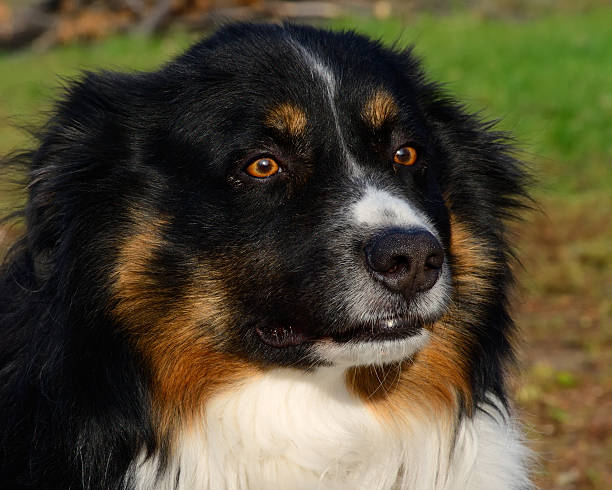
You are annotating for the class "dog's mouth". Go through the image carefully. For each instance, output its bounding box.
[255,317,423,349]
[255,324,312,348]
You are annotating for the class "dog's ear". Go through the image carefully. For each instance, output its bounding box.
[409,59,530,224]
[390,46,530,225]
[25,72,142,262]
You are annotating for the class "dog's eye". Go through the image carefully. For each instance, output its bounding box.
[245,157,280,178]
[393,146,418,166]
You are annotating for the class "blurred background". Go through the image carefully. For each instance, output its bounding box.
[0,1,610,488]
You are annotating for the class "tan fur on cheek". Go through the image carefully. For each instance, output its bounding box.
[362,89,398,130]
[264,102,307,137]
[112,214,257,437]
[347,212,500,423]
[448,215,499,302]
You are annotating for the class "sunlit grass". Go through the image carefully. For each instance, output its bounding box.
[332,8,612,199]
[2,9,611,199]
[0,30,199,156]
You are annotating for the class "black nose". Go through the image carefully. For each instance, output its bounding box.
[364,228,444,298]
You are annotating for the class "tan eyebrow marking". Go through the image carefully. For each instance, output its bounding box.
[362,89,398,129]
[264,102,307,137]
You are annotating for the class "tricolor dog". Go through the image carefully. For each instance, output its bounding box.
[0,23,532,489]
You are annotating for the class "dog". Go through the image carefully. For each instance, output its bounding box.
[0,23,532,489]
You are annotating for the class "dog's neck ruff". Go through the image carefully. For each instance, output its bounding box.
[133,367,530,490]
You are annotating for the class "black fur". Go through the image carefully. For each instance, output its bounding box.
[0,23,529,488]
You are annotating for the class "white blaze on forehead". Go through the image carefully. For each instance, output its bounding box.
[290,39,363,176]
[291,44,340,136]
[353,186,434,232]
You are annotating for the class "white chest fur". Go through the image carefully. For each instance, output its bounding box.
[134,368,531,490]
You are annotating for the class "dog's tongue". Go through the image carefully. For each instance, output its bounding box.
[255,324,311,348]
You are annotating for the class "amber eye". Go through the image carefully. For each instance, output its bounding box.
[245,157,280,178]
[393,146,418,166]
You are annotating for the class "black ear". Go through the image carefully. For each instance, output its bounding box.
[26,73,123,240]
[389,46,530,225]
[24,70,169,280]
[413,79,530,227]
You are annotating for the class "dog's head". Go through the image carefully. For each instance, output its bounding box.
[118,24,455,367]
[25,23,527,419]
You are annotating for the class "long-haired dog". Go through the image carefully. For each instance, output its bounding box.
[0,23,532,489]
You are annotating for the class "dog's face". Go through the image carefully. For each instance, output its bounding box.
[109,25,457,370]
[31,24,523,412]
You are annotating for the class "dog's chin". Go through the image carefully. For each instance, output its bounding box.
[255,317,432,367]
[313,330,431,367]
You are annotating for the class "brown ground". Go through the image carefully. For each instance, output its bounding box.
[513,198,611,489]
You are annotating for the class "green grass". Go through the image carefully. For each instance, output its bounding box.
[332,8,612,199]
[0,31,199,155]
[2,9,611,200]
